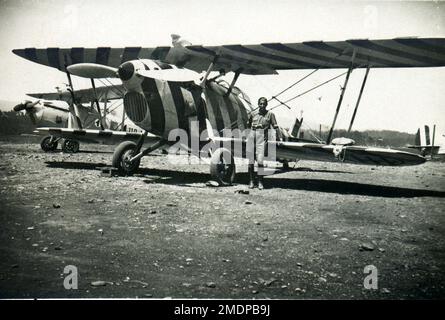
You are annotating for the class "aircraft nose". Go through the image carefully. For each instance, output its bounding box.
[118,62,135,81]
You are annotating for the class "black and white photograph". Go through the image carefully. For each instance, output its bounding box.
[0,0,444,311]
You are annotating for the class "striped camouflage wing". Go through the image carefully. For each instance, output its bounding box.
[35,127,160,145]
[274,141,427,166]
[27,84,125,103]
[13,47,171,71]
[192,37,445,72]
[13,38,445,75]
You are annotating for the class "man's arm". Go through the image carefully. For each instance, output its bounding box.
[269,113,282,141]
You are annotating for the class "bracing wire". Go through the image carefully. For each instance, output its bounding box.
[267,69,319,103]
[268,70,349,111]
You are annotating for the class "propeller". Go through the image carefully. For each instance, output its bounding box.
[67,63,118,79]
[13,100,39,112]
[13,100,40,124]
[67,62,198,83]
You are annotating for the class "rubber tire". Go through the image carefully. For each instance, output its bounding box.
[62,139,80,153]
[112,141,141,175]
[210,148,236,186]
[40,136,58,152]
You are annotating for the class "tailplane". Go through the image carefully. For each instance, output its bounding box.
[290,116,304,138]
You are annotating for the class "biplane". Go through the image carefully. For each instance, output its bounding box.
[14,84,149,153]
[12,35,445,184]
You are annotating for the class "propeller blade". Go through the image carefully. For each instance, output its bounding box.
[67,63,118,79]
[13,100,38,112]
[26,100,40,109]
[137,68,198,82]
[13,103,27,112]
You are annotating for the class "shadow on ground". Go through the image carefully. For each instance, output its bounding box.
[275,166,354,174]
[43,149,113,154]
[45,161,445,198]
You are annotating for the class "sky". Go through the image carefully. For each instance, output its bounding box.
[0,0,444,137]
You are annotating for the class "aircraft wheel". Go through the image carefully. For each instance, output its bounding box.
[40,136,58,152]
[210,148,236,186]
[62,139,80,153]
[112,141,141,175]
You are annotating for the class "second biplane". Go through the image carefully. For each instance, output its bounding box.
[14,83,153,153]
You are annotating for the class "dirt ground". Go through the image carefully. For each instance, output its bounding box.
[0,135,444,299]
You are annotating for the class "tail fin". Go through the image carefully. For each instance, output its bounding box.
[290,117,303,138]
[414,128,421,146]
[424,125,431,145]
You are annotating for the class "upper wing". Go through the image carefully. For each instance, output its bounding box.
[13,37,445,75]
[12,47,170,71]
[27,84,125,103]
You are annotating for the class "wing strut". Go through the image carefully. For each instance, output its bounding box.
[326,50,356,144]
[224,69,242,96]
[431,124,436,159]
[120,102,126,131]
[348,66,370,132]
[90,79,105,130]
[103,89,108,119]
[200,56,218,87]
[65,69,83,129]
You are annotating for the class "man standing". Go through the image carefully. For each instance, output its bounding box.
[247,97,282,190]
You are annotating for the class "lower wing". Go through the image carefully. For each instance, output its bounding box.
[275,141,426,166]
[212,138,426,166]
[35,127,160,145]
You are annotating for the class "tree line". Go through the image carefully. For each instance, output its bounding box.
[1,110,415,147]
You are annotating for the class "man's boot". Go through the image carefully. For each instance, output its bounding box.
[257,174,264,190]
[257,164,265,190]
[248,164,255,189]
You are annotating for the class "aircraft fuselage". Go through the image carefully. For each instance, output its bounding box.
[118,59,252,141]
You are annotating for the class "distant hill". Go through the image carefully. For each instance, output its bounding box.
[310,129,415,147]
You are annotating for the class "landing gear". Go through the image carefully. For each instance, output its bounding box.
[112,141,141,175]
[40,136,58,152]
[112,132,165,175]
[209,148,236,186]
[62,139,80,153]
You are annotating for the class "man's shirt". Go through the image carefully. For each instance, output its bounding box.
[248,110,279,130]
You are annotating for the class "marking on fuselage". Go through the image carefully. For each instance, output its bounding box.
[141,78,165,136]
[156,80,179,134]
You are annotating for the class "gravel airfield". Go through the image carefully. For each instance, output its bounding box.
[0,136,444,299]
